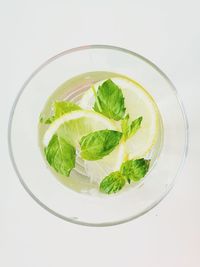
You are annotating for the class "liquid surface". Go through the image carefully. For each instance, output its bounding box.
[39,71,163,195]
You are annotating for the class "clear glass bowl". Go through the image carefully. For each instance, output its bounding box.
[8,45,188,226]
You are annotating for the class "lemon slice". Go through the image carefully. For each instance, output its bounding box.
[79,77,159,159]
[43,110,126,183]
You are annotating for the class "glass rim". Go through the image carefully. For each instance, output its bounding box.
[8,44,189,227]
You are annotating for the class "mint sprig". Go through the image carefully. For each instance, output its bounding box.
[93,79,126,121]
[121,114,143,141]
[100,171,126,194]
[121,159,150,182]
[44,134,76,176]
[100,158,150,194]
[80,130,122,160]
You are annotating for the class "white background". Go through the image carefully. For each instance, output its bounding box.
[0,1,199,266]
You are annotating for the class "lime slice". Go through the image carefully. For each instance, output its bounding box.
[43,110,126,183]
[79,77,159,159]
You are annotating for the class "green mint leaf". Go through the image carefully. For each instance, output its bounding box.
[120,158,150,182]
[93,79,126,121]
[80,130,122,160]
[44,134,76,176]
[99,158,151,194]
[121,115,143,140]
[100,171,126,194]
[40,101,81,124]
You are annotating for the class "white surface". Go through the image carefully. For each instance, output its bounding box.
[0,1,199,266]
